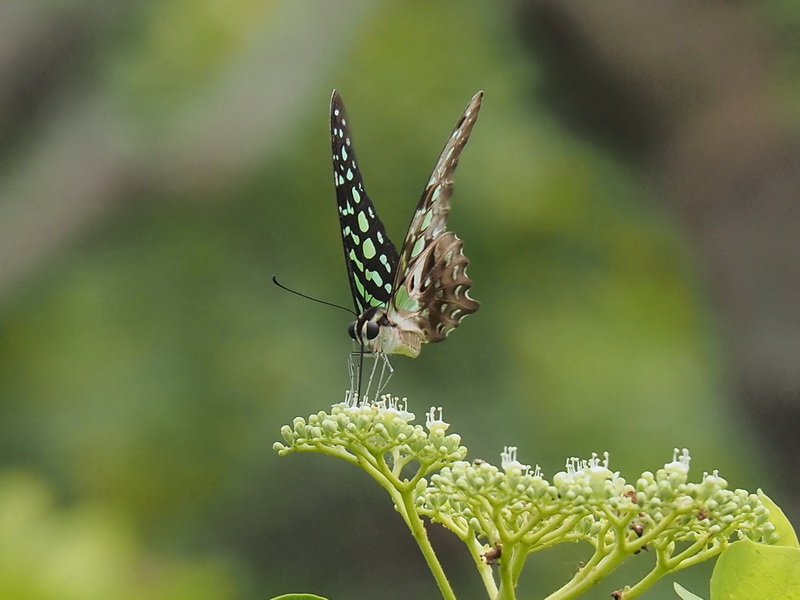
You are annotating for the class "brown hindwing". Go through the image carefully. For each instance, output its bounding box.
[398,231,479,342]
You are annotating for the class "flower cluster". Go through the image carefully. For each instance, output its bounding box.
[274,395,467,473]
[417,445,777,564]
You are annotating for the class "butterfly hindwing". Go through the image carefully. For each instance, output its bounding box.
[330,90,399,315]
[387,92,482,342]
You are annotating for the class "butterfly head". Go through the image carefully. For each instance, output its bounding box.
[347,306,382,345]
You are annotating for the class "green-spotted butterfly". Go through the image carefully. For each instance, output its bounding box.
[330,90,482,365]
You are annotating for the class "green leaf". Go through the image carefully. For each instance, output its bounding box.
[711,538,800,600]
[269,595,329,600]
[674,581,705,600]
[758,489,800,548]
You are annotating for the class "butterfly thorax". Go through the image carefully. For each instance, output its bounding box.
[348,306,423,358]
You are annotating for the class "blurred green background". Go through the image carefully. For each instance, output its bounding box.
[2,1,799,599]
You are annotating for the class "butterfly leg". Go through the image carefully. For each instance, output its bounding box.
[374,354,394,398]
[347,348,367,404]
[363,352,382,401]
[347,349,392,402]
[346,354,357,404]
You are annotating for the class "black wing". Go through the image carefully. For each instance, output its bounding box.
[330,90,399,315]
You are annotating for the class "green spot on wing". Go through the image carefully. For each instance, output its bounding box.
[421,209,433,230]
[348,249,363,271]
[358,212,369,233]
[411,237,425,258]
[392,285,418,311]
[363,238,376,259]
[354,277,366,297]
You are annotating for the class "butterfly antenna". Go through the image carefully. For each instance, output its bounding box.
[272,276,356,316]
[274,275,367,402]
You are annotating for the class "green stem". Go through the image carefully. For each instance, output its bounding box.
[511,509,558,543]
[527,514,583,549]
[636,508,683,548]
[667,533,714,568]
[544,531,629,600]
[496,545,517,600]
[625,533,717,600]
[621,561,668,599]
[464,534,499,599]
[507,542,530,588]
[351,452,457,600]
[395,487,458,600]
[625,535,716,599]
[671,541,723,571]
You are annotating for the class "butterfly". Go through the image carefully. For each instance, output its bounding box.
[330,90,482,367]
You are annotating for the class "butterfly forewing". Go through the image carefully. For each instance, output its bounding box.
[387,92,482,342]
[330,90,399,315]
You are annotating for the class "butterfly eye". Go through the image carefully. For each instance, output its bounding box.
[347,322,357,339]
[365,321,380,340]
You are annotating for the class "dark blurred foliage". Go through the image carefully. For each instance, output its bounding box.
[1,1,798,599]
